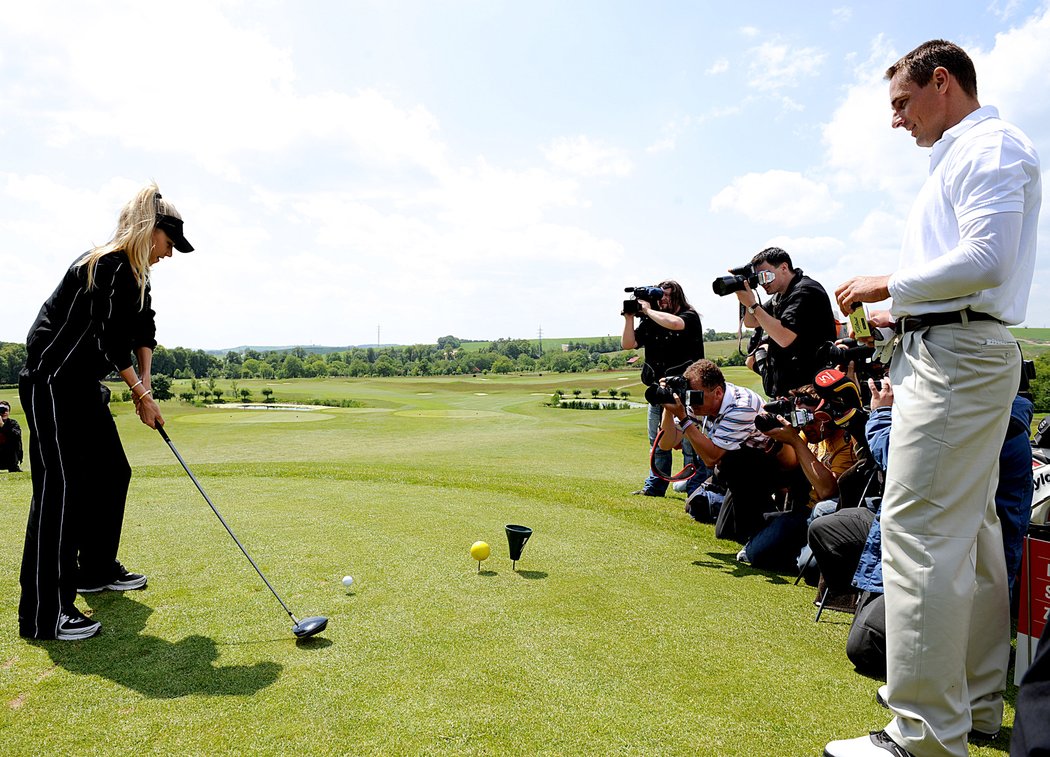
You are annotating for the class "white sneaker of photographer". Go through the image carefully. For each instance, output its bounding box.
[672,479,689,493]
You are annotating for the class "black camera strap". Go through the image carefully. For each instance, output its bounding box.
[648,428,698,483]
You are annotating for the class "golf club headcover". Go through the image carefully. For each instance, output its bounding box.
[813,368,862,426]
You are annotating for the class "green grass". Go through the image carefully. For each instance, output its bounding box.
[0,371,1017,755]
[1012,327,1050,342]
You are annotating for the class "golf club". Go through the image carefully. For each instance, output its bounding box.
[157,425,328,639]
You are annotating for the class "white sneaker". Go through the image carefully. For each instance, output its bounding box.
[824,731,913,756]
[56,611,101,641]
[672,479,689,493]
[735,547,749,564]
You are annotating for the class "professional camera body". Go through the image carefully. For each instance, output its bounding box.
[644,374,691,405]
[815,338,886,381]
[755,397,817,432]
[623,285,665,315]
[712,263,776,297]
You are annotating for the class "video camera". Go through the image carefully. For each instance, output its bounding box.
[712,263,776,297]
[623,286,665,315]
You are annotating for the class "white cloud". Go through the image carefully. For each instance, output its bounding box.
[747,41,826,91]
[706,57,730,75]
[974,8,1050,146]
[710,170,841,227]
[820,37,926,202]
[831,7,853,26]
[542,136,634,178]
[1,3,449,181]
[988,0,1024,21]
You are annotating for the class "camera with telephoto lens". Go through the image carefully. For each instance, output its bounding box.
[816,338,885,381]
[711,263,777,297]
[623,285,666,315]
[755,398,815,432]
[644,374,690,405]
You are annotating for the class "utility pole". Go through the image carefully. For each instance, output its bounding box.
[377,324,380,347]
[537,326,543,355]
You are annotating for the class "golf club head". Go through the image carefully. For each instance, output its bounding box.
[292,616,329,639]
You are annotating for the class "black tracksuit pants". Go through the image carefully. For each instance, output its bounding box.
[18,376,130,639]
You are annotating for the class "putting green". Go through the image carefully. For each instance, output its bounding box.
[182,411,336,424]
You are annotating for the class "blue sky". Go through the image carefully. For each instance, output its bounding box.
[2,1,1049,349]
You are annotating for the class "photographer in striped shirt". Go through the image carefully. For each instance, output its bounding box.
[657,359,795,543]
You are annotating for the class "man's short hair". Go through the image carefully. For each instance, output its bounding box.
[750,246,793,270]
[885,39,978,99]
[0,401,9,412]
[685,359,725,391]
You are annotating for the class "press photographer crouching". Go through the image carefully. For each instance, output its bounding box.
[738,379,860,572]
[717,247,836,398]
[653,359,795,540]
[622,281,707,497]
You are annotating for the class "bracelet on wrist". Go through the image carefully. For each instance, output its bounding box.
[130,379,143,391]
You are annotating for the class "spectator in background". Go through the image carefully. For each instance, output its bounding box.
[0,400,23,472]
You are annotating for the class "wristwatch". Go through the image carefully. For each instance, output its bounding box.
[747,303,759,315]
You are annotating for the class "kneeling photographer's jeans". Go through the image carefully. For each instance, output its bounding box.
[643,403,708,495]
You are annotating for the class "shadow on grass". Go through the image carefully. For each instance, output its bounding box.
[514,570,548,580]
[31,595,281,698]
[692,551,790,585]
[295,636,333,650]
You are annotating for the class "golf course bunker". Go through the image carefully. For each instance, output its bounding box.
[393,409,501,419]
[185,404,336,424]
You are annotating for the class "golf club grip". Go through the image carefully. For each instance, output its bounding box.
[156,425,297,621]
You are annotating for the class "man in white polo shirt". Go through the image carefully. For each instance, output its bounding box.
[828,40,1041,757]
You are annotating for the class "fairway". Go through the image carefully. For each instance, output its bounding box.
[0,371,1017,756]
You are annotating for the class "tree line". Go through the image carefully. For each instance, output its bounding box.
[0,337,637,383]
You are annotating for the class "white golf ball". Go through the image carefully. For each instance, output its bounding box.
[342,575,354,588]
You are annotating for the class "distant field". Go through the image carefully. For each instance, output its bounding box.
[459,336,747,360]
[1012,327,1050,342]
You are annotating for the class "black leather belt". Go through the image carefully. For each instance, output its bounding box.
[894,309,1001,335]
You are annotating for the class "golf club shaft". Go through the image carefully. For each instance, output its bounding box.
[157,426,299,623]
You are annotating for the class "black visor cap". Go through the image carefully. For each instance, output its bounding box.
[156,214,194,253]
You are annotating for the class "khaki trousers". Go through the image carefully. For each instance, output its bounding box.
[882,320,1018,757]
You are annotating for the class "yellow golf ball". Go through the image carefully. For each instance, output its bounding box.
[470,541,491,562]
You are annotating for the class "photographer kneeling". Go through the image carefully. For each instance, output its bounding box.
[654,359,793,542]
[741,385,858,571]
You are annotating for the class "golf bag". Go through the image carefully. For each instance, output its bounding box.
[1031,417,1050,525]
